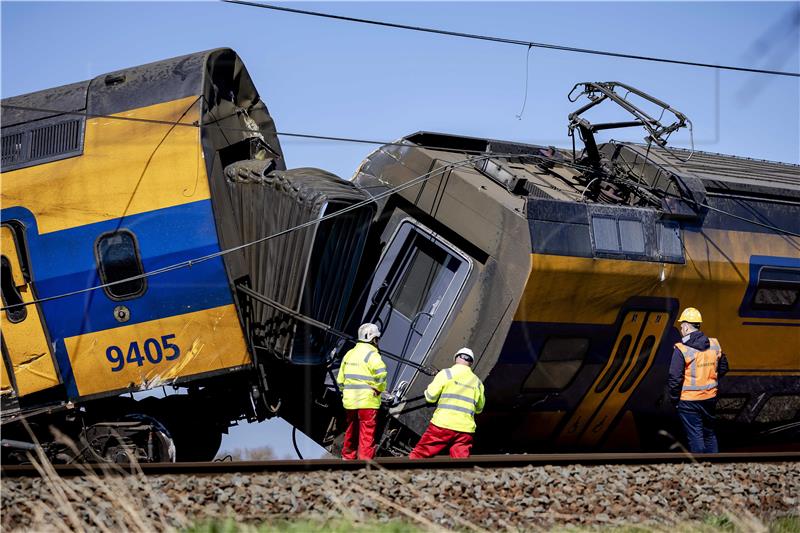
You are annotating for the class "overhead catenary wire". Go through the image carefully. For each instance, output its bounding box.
[2,105,798,316]
[222,0,800,78]
[0,153,501,312]
[0,103,581,163]
[3,104,798,256]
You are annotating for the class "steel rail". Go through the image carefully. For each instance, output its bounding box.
[2,452,798,478]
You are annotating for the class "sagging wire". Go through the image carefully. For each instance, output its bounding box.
[0,153,500,313]
[515,44,533,120]
[291,426,303,460]
[1,103,587,166]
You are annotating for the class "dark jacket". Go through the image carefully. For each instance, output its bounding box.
[668,330,729,404]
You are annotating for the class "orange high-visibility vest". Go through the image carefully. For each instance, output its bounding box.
[675,338,722,401]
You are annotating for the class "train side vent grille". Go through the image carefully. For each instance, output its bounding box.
[29,119,82,160]
[2,118,84,171]
[1,132,25,167]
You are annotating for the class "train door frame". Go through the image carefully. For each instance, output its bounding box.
[363,218,472,394]
[0,222,61,399]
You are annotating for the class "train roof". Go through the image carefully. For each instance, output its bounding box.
[2,48,285,173]
[2,49,222,126]
[401,131,800,205]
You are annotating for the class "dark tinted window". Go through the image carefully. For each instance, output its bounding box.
[592,216,645,255]
[658,221,683,259]
[619,219,645,254]
[390,241,445,319]
[751,267,800,310]
[96,231,145,300]
[1,256,27,323]
[592,216,619,252]
[523,338,589,390]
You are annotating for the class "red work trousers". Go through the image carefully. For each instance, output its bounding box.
[342,408,378,460]
[409,423,473,459]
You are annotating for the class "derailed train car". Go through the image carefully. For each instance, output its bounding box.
[1,50,798,462]
[350,131,800,454]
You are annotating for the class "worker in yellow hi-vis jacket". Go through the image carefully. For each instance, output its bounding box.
[410,347,485,459]
[336,323,387,460]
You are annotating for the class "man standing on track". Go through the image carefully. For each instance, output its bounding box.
[336,323,387,460]
[410,347,485,459]
[669,307,729,453]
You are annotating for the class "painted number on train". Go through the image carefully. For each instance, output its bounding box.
[106,334,180,372]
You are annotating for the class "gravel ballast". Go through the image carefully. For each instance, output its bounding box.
[2,462,798,531]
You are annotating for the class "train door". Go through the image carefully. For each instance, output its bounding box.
[557,310,670,447]
[0,224,60,398]
[364,220,471,393]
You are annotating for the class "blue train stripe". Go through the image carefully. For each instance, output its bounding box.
[2,200,235,397]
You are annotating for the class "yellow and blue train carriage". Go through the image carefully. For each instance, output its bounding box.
[2,49,375,462]
[1,50,264,406]
[0,49,297,460]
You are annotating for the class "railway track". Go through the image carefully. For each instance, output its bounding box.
[3,451,798,477]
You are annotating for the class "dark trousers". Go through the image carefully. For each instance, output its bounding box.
[677,398,718,453]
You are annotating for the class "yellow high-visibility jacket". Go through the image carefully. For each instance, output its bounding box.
[336,342,387,410]
[424,364,485,433]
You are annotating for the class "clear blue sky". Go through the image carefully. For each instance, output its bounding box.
[2,1,799,457]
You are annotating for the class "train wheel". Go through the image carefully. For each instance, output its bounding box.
[80,414,175,463]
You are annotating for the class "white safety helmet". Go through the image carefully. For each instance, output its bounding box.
[357,323,381,343]
[454,347,475,364]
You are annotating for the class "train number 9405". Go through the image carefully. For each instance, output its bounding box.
[106,334,180,372]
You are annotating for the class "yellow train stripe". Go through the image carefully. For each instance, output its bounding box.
[1,96,209,234]
[579,311,669,447]
[518,225,800,371]
[0,225,60,396]
[557,310,644,446]
[64,304,251,397]
[1,354,13,395]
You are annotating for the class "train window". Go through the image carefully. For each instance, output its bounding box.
[658,221,683,260]
[751,267,800,310]
[390,242,446,320]
[95,231,146,300]
[1,256,27,323]
[754,395,800,423]
[522,337,589,390]
[591,216,619,252]
[716,396,748,421]
[591,216,645,255]
[619,219,645,254]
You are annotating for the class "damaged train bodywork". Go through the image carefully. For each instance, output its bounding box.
[2,50,798,463]
[351,132,800,454]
